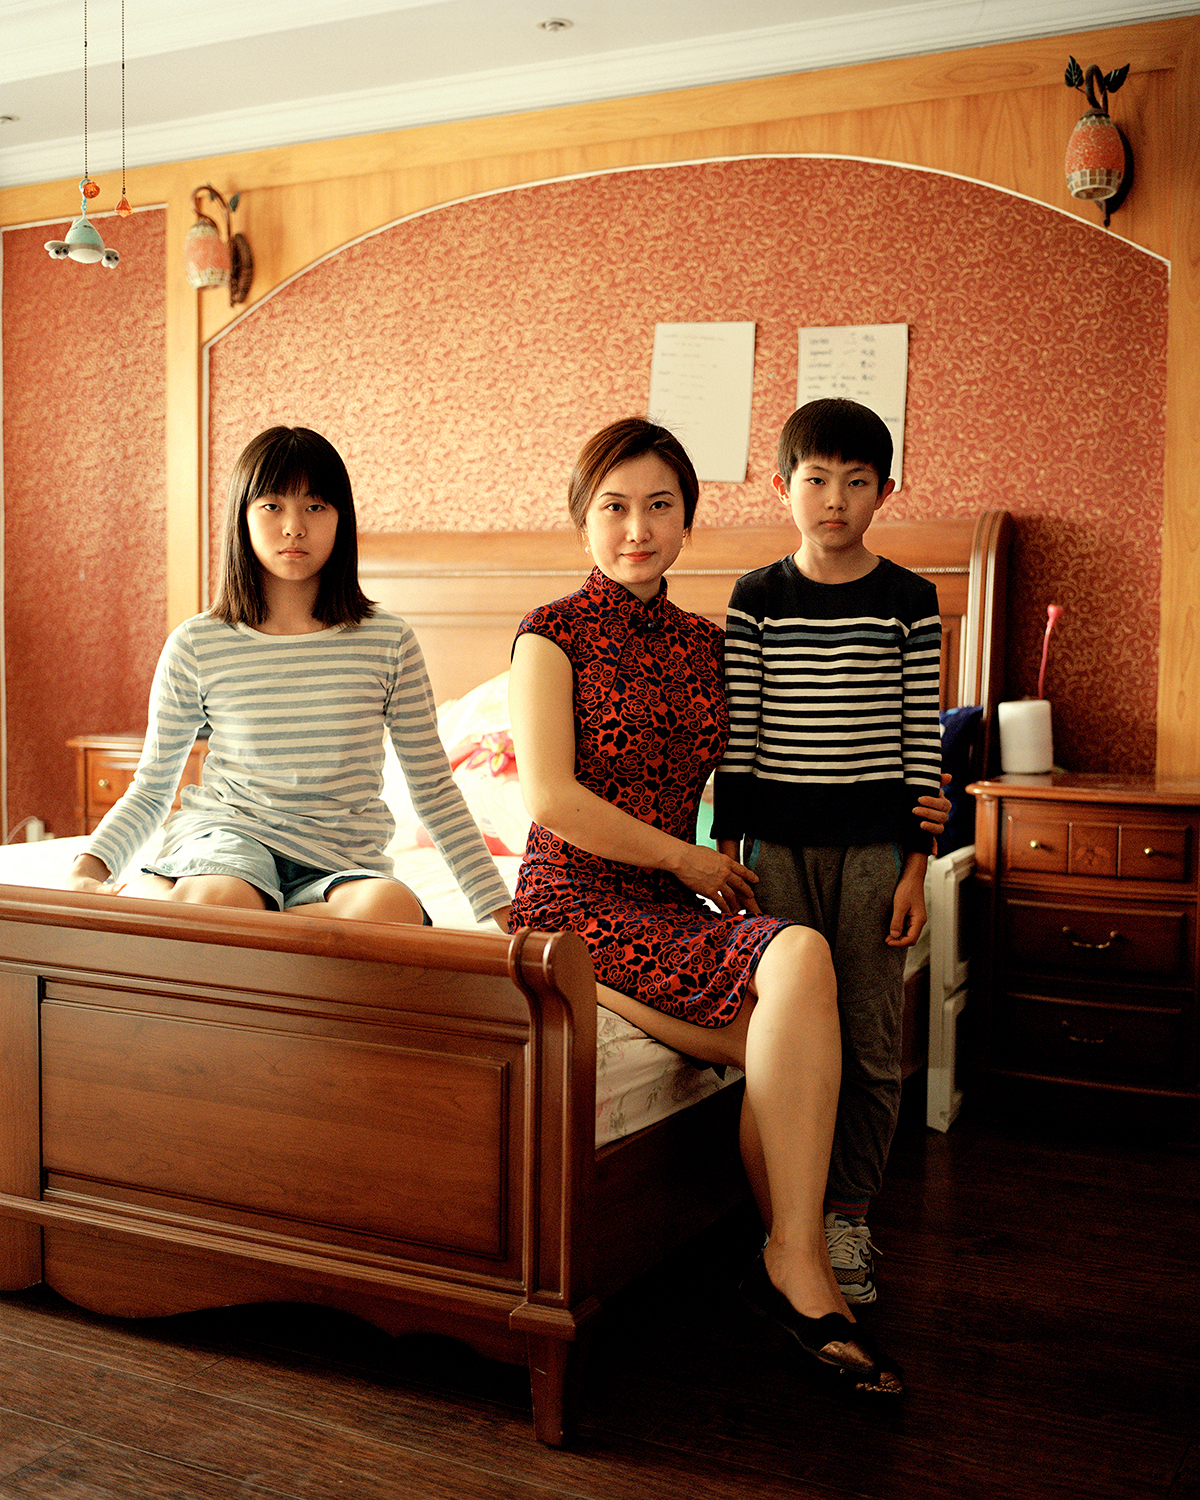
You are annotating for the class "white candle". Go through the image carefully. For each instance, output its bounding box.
[998,698,1054,774]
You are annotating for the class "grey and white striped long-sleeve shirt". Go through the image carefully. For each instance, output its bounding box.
[712,555,942,852]
[87,610,511,920]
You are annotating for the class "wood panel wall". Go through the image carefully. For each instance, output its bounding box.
[2,17,1197,775]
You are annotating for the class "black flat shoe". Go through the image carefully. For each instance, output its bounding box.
[739,1253,903,1397]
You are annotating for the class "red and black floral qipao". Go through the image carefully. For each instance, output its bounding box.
[510,567,789,1027]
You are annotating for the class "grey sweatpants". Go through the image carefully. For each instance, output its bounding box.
[746,839,908,1215]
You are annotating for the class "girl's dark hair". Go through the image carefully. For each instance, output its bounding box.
[567,418,700,530]
[211,426,375,628]
[776,399,893,488]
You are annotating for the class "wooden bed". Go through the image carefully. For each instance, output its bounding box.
[0,511,1011,1445]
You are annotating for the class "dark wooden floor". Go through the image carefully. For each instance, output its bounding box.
[3,1086,1199,1500]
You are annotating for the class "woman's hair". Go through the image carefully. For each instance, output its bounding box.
[210,426,375,627]
[567,418,700,531]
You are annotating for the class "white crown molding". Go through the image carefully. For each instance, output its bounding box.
[1,0,1193,190]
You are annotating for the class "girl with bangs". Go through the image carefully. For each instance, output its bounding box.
[69,426,510,930]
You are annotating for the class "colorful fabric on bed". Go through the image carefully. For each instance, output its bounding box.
[85,611,510,921]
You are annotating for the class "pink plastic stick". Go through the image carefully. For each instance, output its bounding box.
[1037,604,1064,699]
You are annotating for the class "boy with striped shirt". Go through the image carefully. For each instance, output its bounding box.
[713,399,942,1305]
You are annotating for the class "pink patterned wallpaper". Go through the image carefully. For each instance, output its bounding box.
[209,159,1166,777]
[2,209,167,839]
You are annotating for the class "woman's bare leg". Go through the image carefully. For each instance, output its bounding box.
[598,923,847,1320]
[743,927,846,1319]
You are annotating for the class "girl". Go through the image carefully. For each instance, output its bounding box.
[508,418,948,1396]
[68,426,511,930]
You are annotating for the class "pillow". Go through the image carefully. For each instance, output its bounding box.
[382,671,519,852]
[416,726,532,856]
[938,705,983,856]
[383,671,533,859]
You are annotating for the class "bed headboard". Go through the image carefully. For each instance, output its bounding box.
[359,509,1012,771]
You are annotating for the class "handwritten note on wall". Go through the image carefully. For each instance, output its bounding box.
[797,323,909,489]
[648,322,756,483]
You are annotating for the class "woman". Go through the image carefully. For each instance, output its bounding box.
[509,418,949,1396]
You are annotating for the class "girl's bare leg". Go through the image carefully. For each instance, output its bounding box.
[290,877,424,924]
[119,872,267,909]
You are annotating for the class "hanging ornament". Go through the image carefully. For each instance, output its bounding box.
[1064,58,1133,228]
[115,0,132,217]
[45,177,120,267]
[43,0,124,268]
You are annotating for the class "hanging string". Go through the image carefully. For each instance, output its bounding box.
[80,0,98,198]
[116,0,131,214]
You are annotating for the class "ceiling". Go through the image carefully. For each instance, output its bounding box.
[1,0,1193,192]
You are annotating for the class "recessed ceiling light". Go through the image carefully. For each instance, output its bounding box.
[537,18,573,32]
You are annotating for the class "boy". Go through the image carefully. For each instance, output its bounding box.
[713,398,942,1305]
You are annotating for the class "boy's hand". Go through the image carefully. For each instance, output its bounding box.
[886,855,928,947]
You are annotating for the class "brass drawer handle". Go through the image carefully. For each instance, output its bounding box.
[1062,927,1121,950]
[1143,847,1163,858]
[1061,1021,1111,1045]
[1029,839,1047,850]
[97,777,111,789]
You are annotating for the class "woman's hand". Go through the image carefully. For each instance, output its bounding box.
[674,841,760,916]
[914,773,954,841]
[491,903,512,933]
[67,852,113,894]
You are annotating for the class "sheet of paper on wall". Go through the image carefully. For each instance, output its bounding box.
[648,322,756,482]
[797,323,909,489]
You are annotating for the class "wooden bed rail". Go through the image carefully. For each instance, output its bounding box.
[0,888,599,1444]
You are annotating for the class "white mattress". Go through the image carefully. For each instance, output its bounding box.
[0,835,741,1150]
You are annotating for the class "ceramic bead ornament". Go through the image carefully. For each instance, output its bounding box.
[44,179,120,268]
[1064,58,1132,228]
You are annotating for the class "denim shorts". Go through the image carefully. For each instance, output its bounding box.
[144,826,430,920]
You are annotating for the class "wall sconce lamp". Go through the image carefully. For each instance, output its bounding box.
[184,185,254,304]
[1064,57,1132,229]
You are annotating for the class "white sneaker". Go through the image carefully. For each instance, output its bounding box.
[825,1212,878,1305]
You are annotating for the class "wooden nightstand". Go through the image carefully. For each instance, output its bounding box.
[67,733,208,835]
[967,773,1200,1122]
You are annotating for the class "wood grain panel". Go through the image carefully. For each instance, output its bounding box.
[1159,21,1200,778]
[39,1000,514,1257]
[0,971,41,1289]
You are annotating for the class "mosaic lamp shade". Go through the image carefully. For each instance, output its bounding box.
[1065,110,1125,202]
[184,210,231,289]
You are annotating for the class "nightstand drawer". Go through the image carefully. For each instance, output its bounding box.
[1006,811,1069,873]
[68,733,207,835]
[1004,804,1193,885]
[1119,823,1189,882]
[1004,897,1193,986]
[999,992,1189,1085]
[89,756,141,812]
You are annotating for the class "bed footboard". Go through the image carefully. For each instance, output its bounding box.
[0,886,598,1444]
